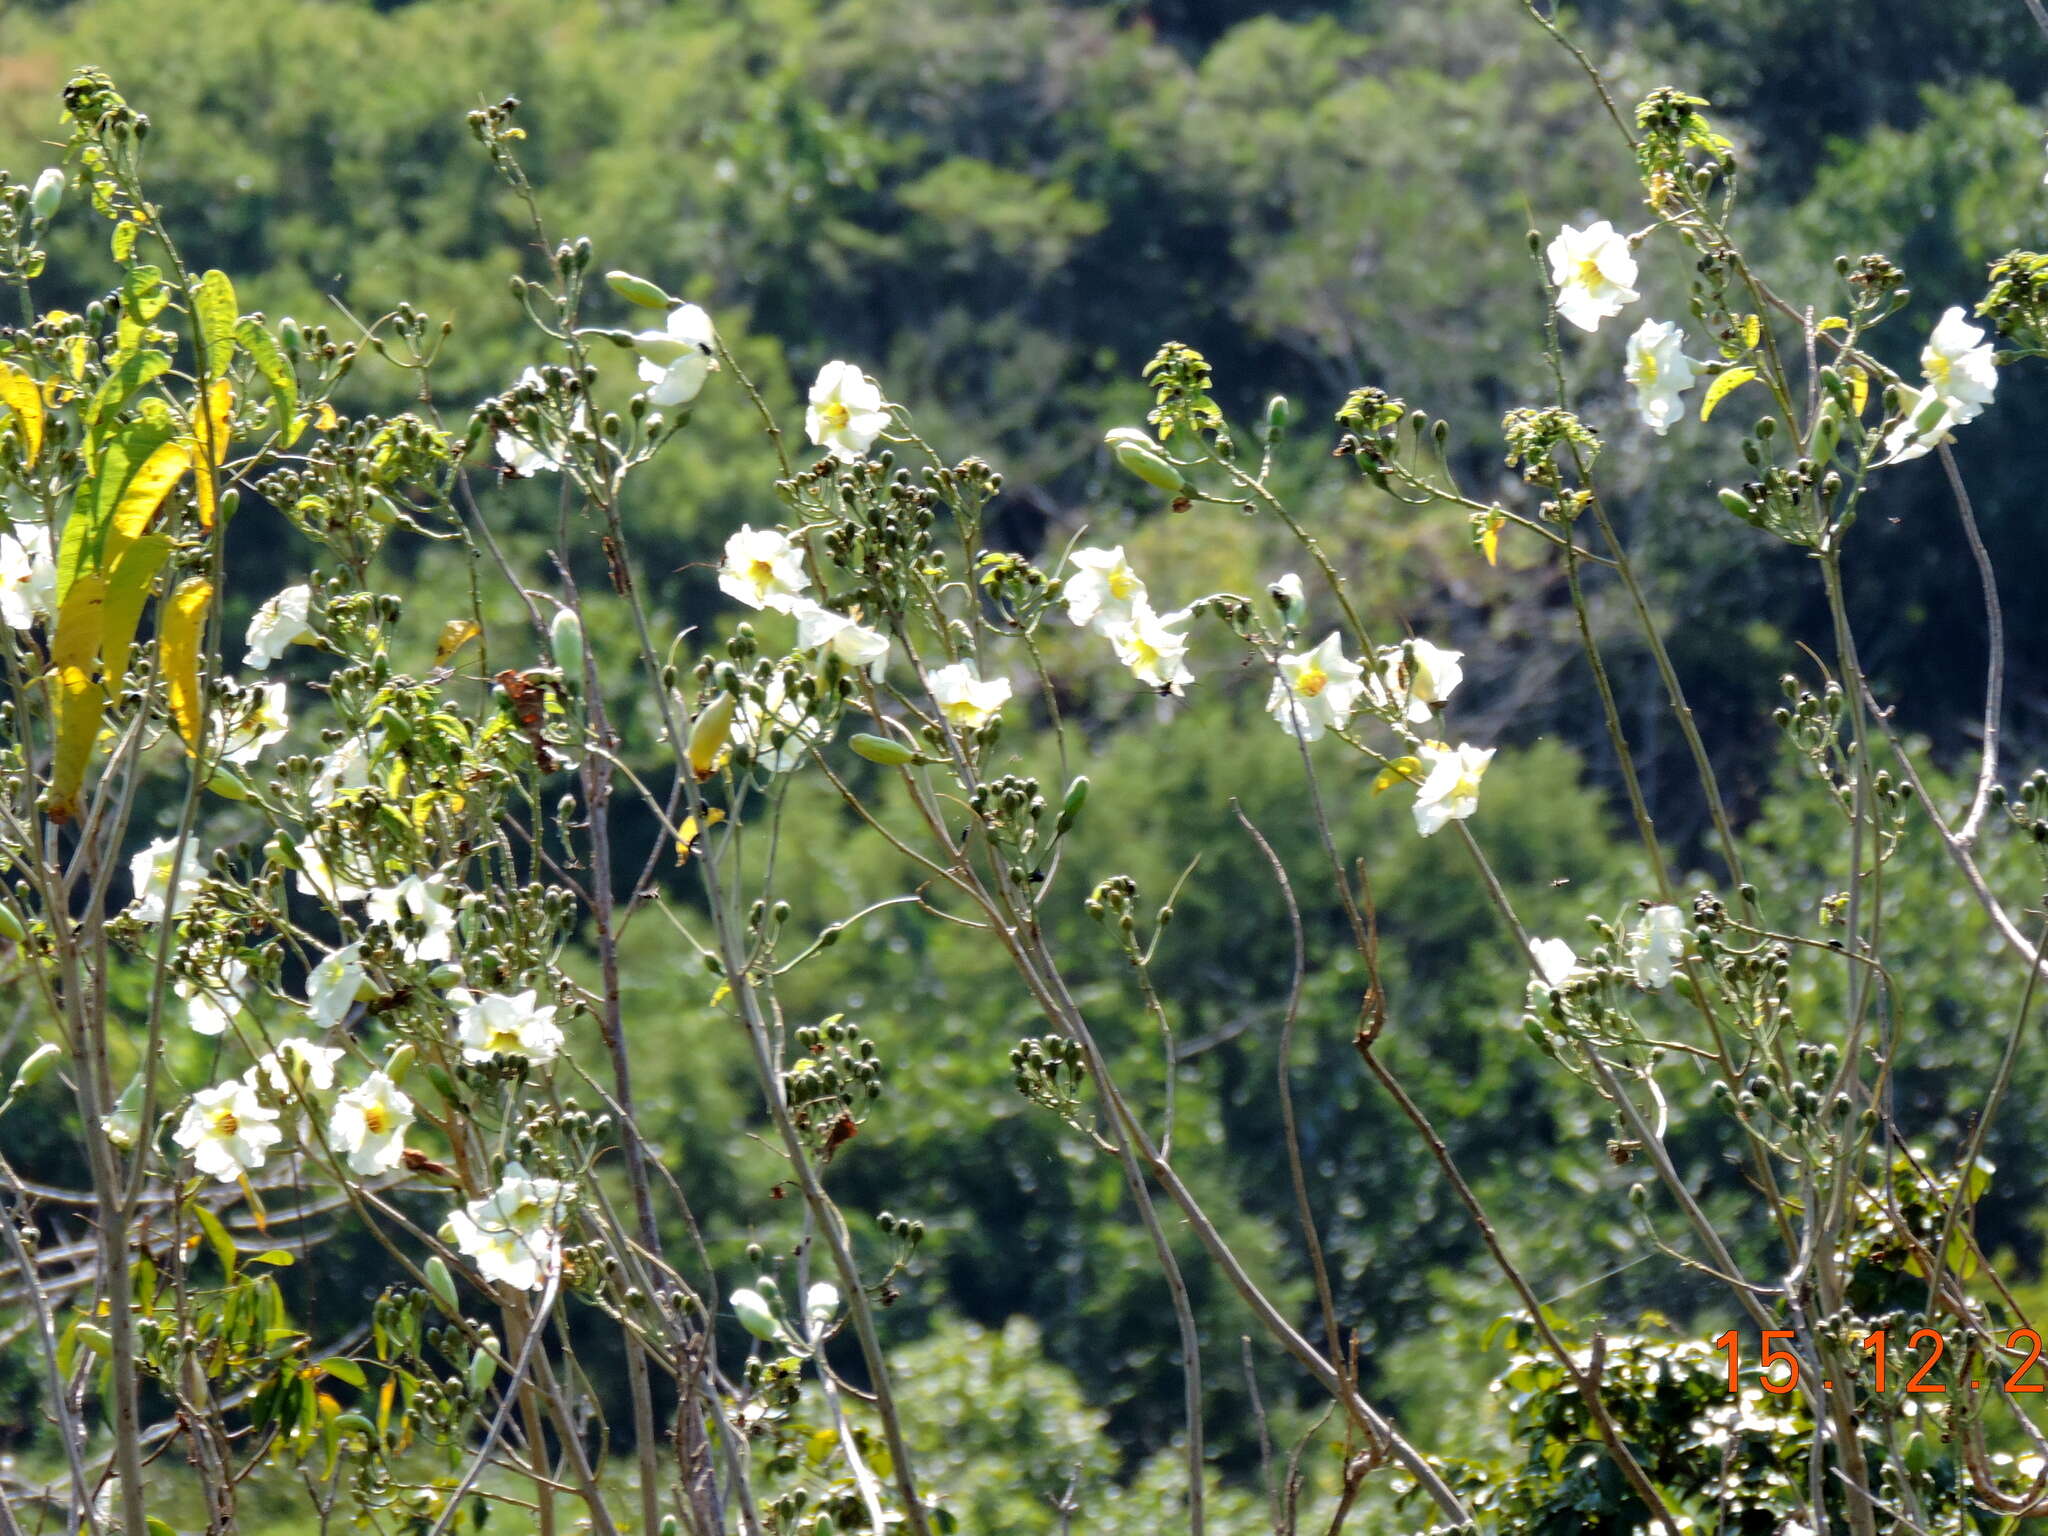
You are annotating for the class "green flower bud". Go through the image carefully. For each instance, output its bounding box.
[466,1341,499,1400]
[29,168,63,225]
[1717,488,1751,520]
[730,1287,784,1344]
[605,270,672,310]
[850,732,919,765]
[1104,427,1189,494]
[1811,406,1841,466]
[10,1042,61,1095]
[384,1043,416,1083]
[0,905,24,943]
[424,1256,460,1317]
[550,607,585,679]
[1055,774,1088,835]
[206,765,252,800]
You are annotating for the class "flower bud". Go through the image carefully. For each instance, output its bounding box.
[10,1042,60,1096]
[1055,774,1088,835]
[849,732,919,766]
[0,905,25,943]
[688,692,737,780]
[605,270,672,310]
[424,1256,460,1317]
[29,168,63,225]
[730,1287,784,1344]
[550,607,584,679]
[385,1043,415,1083]
[1104,427,1189,494]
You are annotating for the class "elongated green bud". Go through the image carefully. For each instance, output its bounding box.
[466,1339,499,1399]
[1264,394,1290,438]
[424,1256,460,1317]
[688,692,737,780]
[850,732,919,766]
[1717,488,1751,520]
[1811,406,1840,466]
[606,270,672,310]
[206,765,252,801]
[1055,775,1089,835]
[730,1287,784,1343]
[1104,427,1189,494]
[550,607,584,679]
[30,168,63,225]
[10,1042,60,1095]
[0,904,24,943]
[384,1043,416,1083]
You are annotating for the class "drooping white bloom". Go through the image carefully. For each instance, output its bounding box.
[368,874,458,963]
[927,662,1012,730]
[245,585,317,669]
[1411,741,1495,837]
[1106,601,1194,694]
[719,525,810,612]
[447,1165,566,1290]
[1367,638,1463,725]
[495,366,589,476]
[329,1071,414,1176]
[251,1037,344,1097]
[178,957,250,1037]
[452,988,564,1064]
[1265,632,1366,742]
[1623,320,1699,435]
[1628,904,1688,989]
[1530,937,1584,989]
[1920,306,1998,423]
[174,1080,283,1182]
[306,942,367,1030]
[0,522,56,631]
[1547,220,1640,333]
[790,598,890,679]
[309,735,373,806]
[295,840,372,906]
[633,304,719,407]
[805,361,890,461]
[218,682,290,765]
[1063,546,1148,634]
[129,836,206,924]
[733,673,829,773]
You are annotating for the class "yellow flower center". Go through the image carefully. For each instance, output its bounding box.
[748,558,778,590]
[1108,569,1140,600]
[1635,351,1658,387]
[1926,355,1952,388]
[361,1104,389,1135]
[819,399,851,432]
[1576,255,1605,288]
[487,1026,526,1053]
[211,1108,239,1137]
[1294,664,1329,699]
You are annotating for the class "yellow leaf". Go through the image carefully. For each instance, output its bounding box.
[100,533,174,689]
[109,439,192,550]
[1846,364,1869,418]
[1738,314,1761,351]
[47,665,105,825]
[50,571,106,676]
[160,578,214,752]
[1373,756,1420,794]
[1817,316,1848,333]
[0,363,44,463]
[192,381,232,529]
[433,618,480,666]
[314,402,338,431]
[1471,507,1505,567]
[675,807,726,864]
[1700,366,1758,422]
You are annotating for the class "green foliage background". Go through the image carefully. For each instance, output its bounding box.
[5,0,2048,1524]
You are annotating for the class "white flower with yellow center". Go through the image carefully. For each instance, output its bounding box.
[306,942,368,1030]
[244,584,317,669]
[368,874,458,962]
[1063,546,1148,634]
[1107,601,1194,694]
[1530,937,1588,990]
[927,662,1012,730]
[1920,306,1998,423]
[1367,638,1463,724]
[1623,320,1699,435]
[1547,220,1640,333]
[633,304,718,407]
[1411,741,1494,837]
[130,836,206,925]
[805,361,890,461]
[218,681,291,765]
[178,957,250,1037]
[329,1071,414,1176]
[718,525,810,613]
[1628,904,1688,989]
[174,1080,282,1182]
[447,1165,566,1291]
[251,1037,344,1097]
[790,599,890,679]
[0,522,56,631]
[452,989,563,1064]
[1266,632,1365,741]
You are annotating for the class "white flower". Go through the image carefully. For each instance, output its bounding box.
[805,361,890,461]
[218,682,290,765]
[0,522,56,631]
[1547,220,1640,333]
[245,585,317,669]
[368,874,458,963]
[1880,385,1957,465]
[306,943,367,1030]
[129,836,205,924]
[1530,937,1585,989]
[1270,572,1304,614]
[732,673,829,774]
[329,1071,414,1176]
[447,1165,566,1291]
[1106,601,1194,694]
[452,988,564,1064]
[1062,546,1148,634]
[1265,632,1365,742]
[178,957,250,1037]
[495,367,589,476]
[927,662,1011,730]
[718,525,810,612]
[1367,638,1463,725]
[1623,320,1699,435]
[295,839,372,906]
[790,599,889,679]
[251,1037,343,1096]
[1411,741,1494,837]
[805,1281,841,1330]
[633,304,718,407]
[1628,904,1688,989]
[174,1080,282,1183]
[309,735,373,806]
[1920,306,1998,423]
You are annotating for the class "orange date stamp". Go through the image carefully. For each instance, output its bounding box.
[1714,1327,2047,1394]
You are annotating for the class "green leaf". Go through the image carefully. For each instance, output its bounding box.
[318,1355,367,1388]
[235,317,299,443]
[58,415,180,599]
[248,1248,297,1267]
[192,270,238,379]
[80,349,170,452]
[110,219,138,262]
[115,265,166,360]
[192,1202,238,1278]
[1699,366,1758,422]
